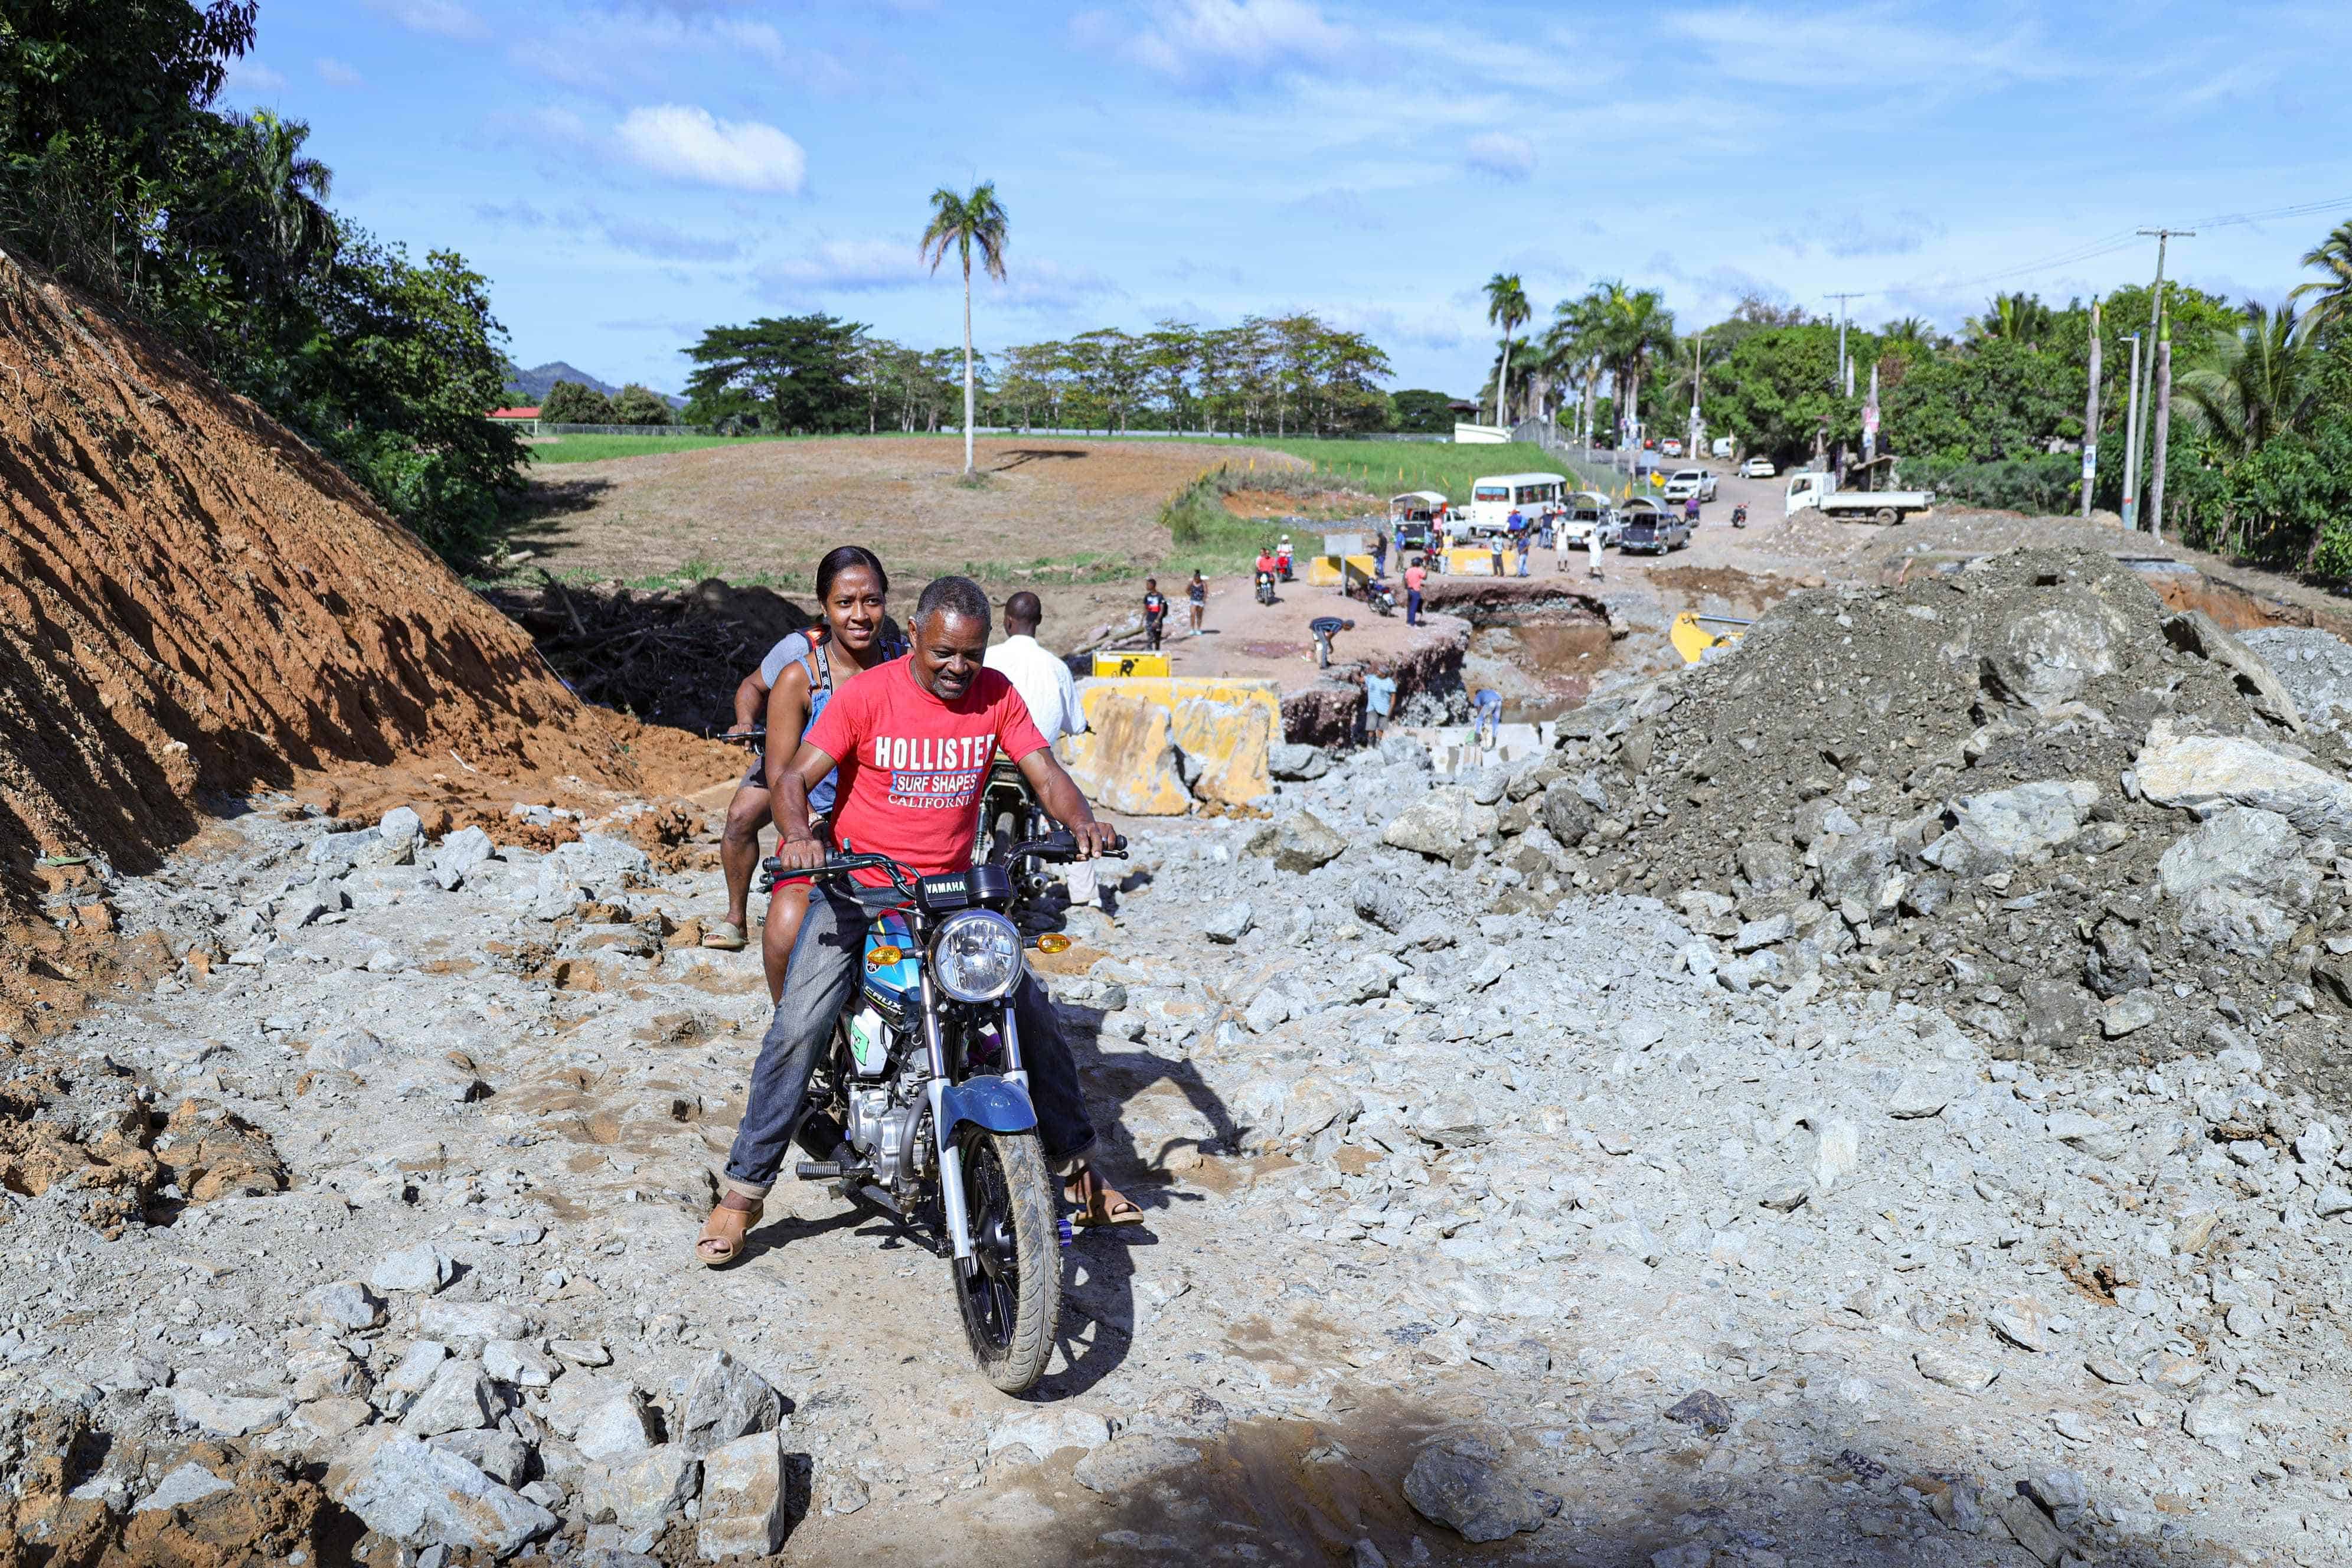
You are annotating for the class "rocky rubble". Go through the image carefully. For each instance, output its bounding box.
[8,549,2352,1565]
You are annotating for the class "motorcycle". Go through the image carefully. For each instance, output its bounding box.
[765,829,1128,1392]
[974,757,1053,917]
[1256,570,1278,606]
[1354,578,1396,616]
[1731,504,1749,528]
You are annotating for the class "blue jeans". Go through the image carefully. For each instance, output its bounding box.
[1405,589,1422,625]
[722,887,1097,1197]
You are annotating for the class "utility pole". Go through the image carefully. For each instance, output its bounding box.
[2119,333,2144,529]
[2148,314,2174,541]
[1827,292,1864,396]
[2080,298,2102,520]
[1687,331,1704,464]
[2125,228,2193,532]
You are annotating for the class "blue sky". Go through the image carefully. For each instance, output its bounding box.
[227,0,2352,398]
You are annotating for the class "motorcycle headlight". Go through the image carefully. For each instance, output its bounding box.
[931,910,1024,1002]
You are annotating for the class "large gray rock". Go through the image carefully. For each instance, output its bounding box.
[417,1301,533,1344]
[538,835,653,900]
[1537,782,1594,846]
[574,1389,659,1461]
[581,1446,701,1531]
[1268,742,1331,781]
[171,1390,288,1438]
[1922,780,2098,876]
[2157,807,2315,956]
[679,1350,783,1456]
[1978,590,2132,712]
[330,1430,557,1559]
[400,1361,498,1438]
[2137,730,2352,837]
[431,825,497,890]
[2164,610,2304,731]
[1382,786,1498,858]
[1249,810,1346,873]
[697,1431,788,1561]
[1350,876,1414,933]
[370,1244,455,1295]
[136,1463,234,1513]
[1200,901,1255,944]
[308,1279,385,1332]
[1402,1448,1547,1542]
[987,1407,1112,1460]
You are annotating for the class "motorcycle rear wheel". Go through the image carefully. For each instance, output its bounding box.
[950,1125,1063,1392]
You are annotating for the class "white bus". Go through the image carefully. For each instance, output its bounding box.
[1465,472,1567,537]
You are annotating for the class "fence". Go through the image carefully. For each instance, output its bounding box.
[533,422,718,437]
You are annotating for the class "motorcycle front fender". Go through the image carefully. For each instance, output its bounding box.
[939,1074,1038,1136]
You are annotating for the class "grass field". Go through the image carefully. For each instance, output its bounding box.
[1237,437,1619,501]
[526,433,782,465]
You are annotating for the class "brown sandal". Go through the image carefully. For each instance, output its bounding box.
[695,1197,763,1267]
[1064,1168,1144,1228]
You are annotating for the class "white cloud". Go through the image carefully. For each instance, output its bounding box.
[316,57,365,87]
[615,105,806,194]
[1074,0,1355,91]
[1660,3,2068,89]
[1464,132,1536,182]
[221,58,286,96]
[364,0,488,41]
[1774,207,1948,259]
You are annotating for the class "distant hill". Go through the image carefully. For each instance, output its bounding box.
[503,360,619,403]
[502,360,689,411]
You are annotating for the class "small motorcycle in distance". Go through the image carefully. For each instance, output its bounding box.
[765,829,1127,1392]
[1256,570,1278,606]
[1732,504,1749,528]
[1357,577,1396,616]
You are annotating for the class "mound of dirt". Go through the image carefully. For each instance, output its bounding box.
[1554,546,2352,1102]
[485,575,821,735]
[0,249,715,1035]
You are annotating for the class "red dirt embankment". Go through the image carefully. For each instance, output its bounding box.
[0,248,722,1034]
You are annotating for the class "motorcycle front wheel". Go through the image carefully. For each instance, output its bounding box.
[950,1125,1063,1392]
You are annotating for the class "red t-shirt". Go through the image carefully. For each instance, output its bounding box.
[803,658,1048,879]
[1402,565,1426,592]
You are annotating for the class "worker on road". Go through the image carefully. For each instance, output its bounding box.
[1472,688,1503,750]
[1586,523,1604,582]
[1402,557,1427,626]
[1309,615,1354,669]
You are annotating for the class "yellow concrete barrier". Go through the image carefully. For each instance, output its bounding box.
[1306,553,1376,587]
[1439,546,1497,575]
[1057,677,1281,813]
[1090,651,1170,678]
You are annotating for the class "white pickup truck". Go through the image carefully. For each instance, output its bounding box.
[1783,471,1936,524]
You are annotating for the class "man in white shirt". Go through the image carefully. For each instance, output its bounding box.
[985,592,1100,907]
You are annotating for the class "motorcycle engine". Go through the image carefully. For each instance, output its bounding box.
[846,1086,893,1155]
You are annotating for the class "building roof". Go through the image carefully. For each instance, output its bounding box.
[487,406,541,419]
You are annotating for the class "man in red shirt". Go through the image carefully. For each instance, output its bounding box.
[697,577,1136,1264]
[1402,556,1427,626]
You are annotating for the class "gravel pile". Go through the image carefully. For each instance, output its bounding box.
[1516,547,2352,1105]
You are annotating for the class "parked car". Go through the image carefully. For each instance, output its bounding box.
[1551,492,1621,550]
[1616,499,1691,554]
[1662,468,1719,504]
[1661,438,1684,457]
[1710,437,1734,459]
[1740,456,1778,479]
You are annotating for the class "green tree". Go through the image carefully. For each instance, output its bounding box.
[2291,221,2352,346]
[682,314,866,434]
[1482,272,1529,424]
[609,383,672,426]
[2178,299,2322,460]
[539,379,614,424]
[1881,334,2080,462]
[1702,324,1853,467]
[1390,388,1456,434]
[295,242,527,560]
[919,180,1008,476]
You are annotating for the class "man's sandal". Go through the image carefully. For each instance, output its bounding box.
[695,1198,763,1267]
[1064,1168,1144,1228]
[701,922,748,951]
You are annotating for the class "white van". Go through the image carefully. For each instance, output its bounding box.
[1465,472,1567,537]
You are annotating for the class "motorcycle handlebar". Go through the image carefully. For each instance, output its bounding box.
[1008,829,1128,865]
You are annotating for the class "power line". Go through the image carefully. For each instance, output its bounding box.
[1837,192,2352,313]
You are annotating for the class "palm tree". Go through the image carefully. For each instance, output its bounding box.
[2289,220,2352,345]
[2178,298,2321,460]
[1965,291,2055,349]
[1483,272,1529,426]
[920,181,1009,478]
[1544,293,1604,446]
[1879,316,1935,348]
[1605,285,1675,445]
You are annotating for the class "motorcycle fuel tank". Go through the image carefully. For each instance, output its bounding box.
[860,908,920,1023]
